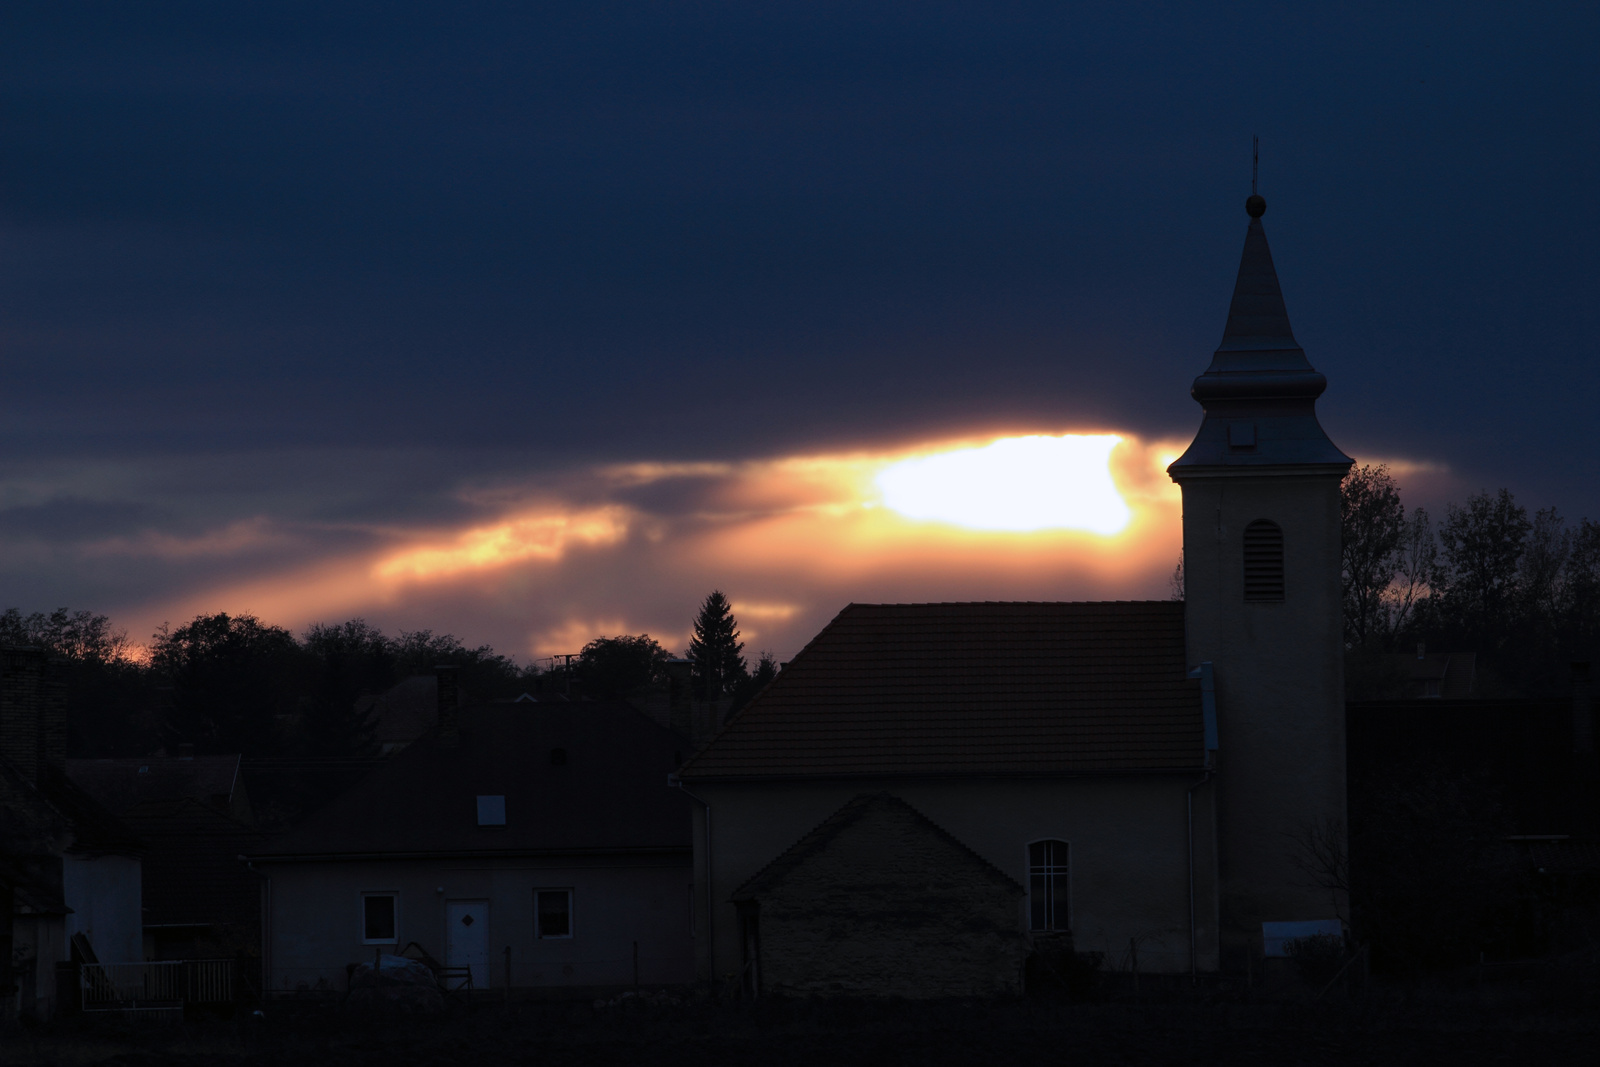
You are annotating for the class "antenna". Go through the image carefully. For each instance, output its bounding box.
[1251,135,1259,195]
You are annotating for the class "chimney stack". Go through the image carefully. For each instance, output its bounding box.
[0,648,46,784]
[436,664,461,747]
[665,658,693,739]
[41,662,67,778]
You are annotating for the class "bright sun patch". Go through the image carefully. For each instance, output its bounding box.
[875,435,1131,535]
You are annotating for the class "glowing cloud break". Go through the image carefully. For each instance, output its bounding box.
[875,434,1131,535]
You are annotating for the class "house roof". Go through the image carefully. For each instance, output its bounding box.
[357,674,450,747]
[732,792,1023,900]
[1,754,145,861]
[247,702,692,860]
[66,755,241,816]
[678,601,1203,781]
[119,798,266,927]
[34,769,147,855]
[1386,651,1476,699]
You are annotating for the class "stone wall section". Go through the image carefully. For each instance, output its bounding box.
[751,797,1024,998]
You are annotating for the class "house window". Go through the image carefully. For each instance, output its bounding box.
[536,889,573,939]
[1243,520,1285,602]
[477,795,506,827]
[1028,841,1070,932]
[363,893,397,943]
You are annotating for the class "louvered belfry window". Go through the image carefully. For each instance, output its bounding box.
[1243,520,1285,602]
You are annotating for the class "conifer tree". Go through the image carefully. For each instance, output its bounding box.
[687,590,746,700]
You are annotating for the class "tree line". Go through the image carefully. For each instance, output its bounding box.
[0,590,774,761]
[1341,465,1600,697]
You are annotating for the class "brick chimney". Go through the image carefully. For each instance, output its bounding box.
[0,648,46,784]
[41,660,66,779]
[436,664,461,747]
[665,658,693,738]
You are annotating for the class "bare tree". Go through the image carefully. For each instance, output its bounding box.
[1380,506,1436,641]
[1341,466,1407,648]
[1287,817,1350,925]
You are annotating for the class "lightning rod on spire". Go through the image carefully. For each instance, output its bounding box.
[1251,135,1259,195]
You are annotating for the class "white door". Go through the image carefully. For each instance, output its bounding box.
[445,901,489,989]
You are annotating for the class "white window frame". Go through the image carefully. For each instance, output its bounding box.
[534,887,575,940]
[361,891,399,945]
[1026,839,1071,933]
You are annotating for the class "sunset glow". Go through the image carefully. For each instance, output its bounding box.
[372,506,631,583]
[875,435,1131,534]
[136,430,1194,664]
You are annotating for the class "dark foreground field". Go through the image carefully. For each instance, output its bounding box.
[7,981,1599,1067]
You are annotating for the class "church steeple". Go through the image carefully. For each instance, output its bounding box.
[1165,187,1354,974]
[1168,195,1351,473]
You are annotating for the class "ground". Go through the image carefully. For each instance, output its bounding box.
[5,974,1598,1066]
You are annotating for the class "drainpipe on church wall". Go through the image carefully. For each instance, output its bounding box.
[1187,661,1219,980]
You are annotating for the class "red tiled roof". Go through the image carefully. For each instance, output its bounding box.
[66,756,240,815]
[248,703,691,860]
[679,601,1202,780]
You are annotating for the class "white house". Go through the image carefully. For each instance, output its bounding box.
[247,695,696,993]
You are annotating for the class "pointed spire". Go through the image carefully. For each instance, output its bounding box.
[1168,194,1352,475]
[1191,194,1322,394]
[1217,206,1300,355]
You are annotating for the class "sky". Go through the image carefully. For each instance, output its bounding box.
[2,2,1596,665]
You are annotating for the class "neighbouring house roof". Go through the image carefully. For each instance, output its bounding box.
[66,755,242,816]
[358,674,460,753]
[732,793,1023,901]
[678,601,1203,781]
[33,770,146,856]
[1,755,144,893]
[1383,651,1476,699]
[119,798,266,928]
[247,703,691,861]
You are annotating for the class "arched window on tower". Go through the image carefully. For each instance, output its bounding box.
[1243,519,1285,602]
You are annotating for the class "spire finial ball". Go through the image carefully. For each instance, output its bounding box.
[1245,194,1266,218]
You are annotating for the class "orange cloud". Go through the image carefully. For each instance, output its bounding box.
[134,429,1201,660]
[371,506,631,584]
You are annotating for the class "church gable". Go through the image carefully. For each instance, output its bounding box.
[733,793,1025,998]
[680,601,1202,780]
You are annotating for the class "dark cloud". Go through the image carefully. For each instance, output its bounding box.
[0,497,150,541]
[0,3,1595,646]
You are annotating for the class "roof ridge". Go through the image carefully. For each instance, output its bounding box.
[678,602,858,770]
[841,600,1178,607]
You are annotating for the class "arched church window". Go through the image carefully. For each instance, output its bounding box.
[1243,520,1285,602]
[1028,840,1070,932]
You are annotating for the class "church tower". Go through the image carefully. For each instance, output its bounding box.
[1169,191,1353,969]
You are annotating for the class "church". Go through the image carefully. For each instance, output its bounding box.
[674,190,1353,995]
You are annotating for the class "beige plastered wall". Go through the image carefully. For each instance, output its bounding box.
[1179,470,1348,964]
[686,775,1218,985]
